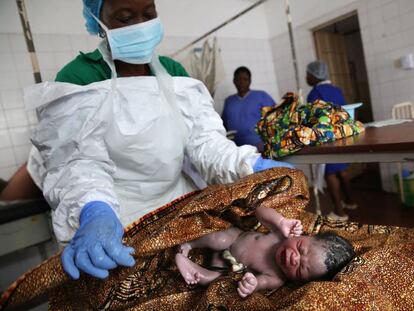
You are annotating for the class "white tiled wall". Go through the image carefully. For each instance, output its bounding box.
[213,38,280,115]
[33,33,101,82]
[270,0,414,192]
[0,33,100,181]
[0,34,34,180]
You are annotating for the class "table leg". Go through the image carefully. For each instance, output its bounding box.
[397,162,405,204]
[310,164,321,215]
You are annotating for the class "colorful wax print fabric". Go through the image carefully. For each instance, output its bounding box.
[256,92,365,159]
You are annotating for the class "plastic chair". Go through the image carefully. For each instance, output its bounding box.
[392,102,414,119]
[392,101,414,203]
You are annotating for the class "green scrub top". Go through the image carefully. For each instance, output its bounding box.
[55,49,189,85]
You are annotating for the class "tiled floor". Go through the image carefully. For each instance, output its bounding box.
[306,165,414,228]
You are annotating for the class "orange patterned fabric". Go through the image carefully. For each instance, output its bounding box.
[1,168,413,310]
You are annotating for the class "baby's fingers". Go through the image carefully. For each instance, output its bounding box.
[293,220,302,228]
[293,228,303,234]
[243,272,257,284]
[292,230,303,236]
[293,224,303,231]
[238,281,254,298]
[237,287,249,298]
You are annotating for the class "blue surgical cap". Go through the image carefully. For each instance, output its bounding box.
[83,0,104,35]
[307,60,329,81]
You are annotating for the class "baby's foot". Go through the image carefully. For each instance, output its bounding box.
[178,243,192,257]
[175,253,221,286]
[175,253,201,285]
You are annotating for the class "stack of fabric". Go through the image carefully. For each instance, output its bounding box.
[256,92,365,159]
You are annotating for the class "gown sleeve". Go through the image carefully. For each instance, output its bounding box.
[28,84,120,243]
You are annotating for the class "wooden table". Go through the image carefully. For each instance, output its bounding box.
[283,121,414,213]
[284,121,414,164]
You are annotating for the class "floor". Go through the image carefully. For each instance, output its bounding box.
[306,164,414,228]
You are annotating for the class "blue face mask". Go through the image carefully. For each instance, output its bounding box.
[90,12,164,64]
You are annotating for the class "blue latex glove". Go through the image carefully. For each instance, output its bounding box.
[253,156,295,172]
[61,201,135,279]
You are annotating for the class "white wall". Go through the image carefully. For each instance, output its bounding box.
[0,0,21,34]
[162,36,280,115]
[264,0,360,38]
[158,0,271,39]
[16,0,271,39]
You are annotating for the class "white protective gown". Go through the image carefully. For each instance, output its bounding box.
[26,76,259,244]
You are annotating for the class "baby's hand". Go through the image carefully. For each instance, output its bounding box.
[280,218,303,238]
[237,272,258,298]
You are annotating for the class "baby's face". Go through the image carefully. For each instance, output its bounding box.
[275,236,327,282]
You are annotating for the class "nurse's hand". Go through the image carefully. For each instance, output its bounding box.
[253,156,295,172]
[61,201,135,279]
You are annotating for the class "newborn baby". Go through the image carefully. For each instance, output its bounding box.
[175,207,355,297]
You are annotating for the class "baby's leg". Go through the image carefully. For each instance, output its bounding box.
[175,253,221,286]
[179,227,242,257]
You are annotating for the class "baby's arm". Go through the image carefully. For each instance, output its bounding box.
[237,272,284,298]
[255,206,302,237]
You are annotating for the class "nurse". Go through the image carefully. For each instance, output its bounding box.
[222,66,276,151]
[306,60,357,221]
[28,0,294,280]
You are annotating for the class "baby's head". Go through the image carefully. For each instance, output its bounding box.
[275,232,355,282]
[313,232,356,280]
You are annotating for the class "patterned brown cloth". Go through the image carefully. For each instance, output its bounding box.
[1,168,413,310]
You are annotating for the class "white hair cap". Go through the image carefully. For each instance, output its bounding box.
[307,60,329,81]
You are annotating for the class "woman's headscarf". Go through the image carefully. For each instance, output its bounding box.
[83,0,104,35]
